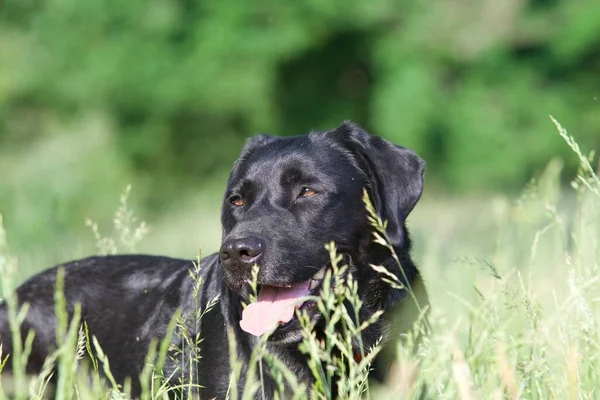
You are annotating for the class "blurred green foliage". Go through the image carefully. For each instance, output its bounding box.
[0,0,599,263]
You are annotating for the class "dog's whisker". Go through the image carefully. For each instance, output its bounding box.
[304,265,323,271]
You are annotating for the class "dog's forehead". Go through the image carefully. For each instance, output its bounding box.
[235,135,353,182]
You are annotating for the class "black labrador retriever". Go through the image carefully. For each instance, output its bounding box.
[0,121,428,398]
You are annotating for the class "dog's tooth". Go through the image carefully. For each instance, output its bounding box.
[309,278,320,291]
[312,268,325,281]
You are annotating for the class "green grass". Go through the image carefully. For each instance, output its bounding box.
[0,117,599,398]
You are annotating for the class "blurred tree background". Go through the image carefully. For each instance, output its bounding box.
[1,0,599,269]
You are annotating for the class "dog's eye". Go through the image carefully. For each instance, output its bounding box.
[299,187,317,197]
[230,196,244,207]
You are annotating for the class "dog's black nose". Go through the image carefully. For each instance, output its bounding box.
[219,237,264,266]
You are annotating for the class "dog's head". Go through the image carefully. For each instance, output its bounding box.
[219,121,425,343]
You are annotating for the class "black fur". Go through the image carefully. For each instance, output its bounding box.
[0,121,427,398]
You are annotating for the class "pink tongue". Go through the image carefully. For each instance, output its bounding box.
[240,279,310,336]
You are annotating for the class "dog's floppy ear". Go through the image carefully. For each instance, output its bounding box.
[328,121,426,245]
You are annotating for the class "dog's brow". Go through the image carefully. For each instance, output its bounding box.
[239,179,254,192]
[280,167,309,185]
[228,179,255,199]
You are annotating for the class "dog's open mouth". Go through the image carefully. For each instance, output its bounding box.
[239,267,327,336]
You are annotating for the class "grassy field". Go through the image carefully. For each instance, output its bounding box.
[0,119,599,398]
